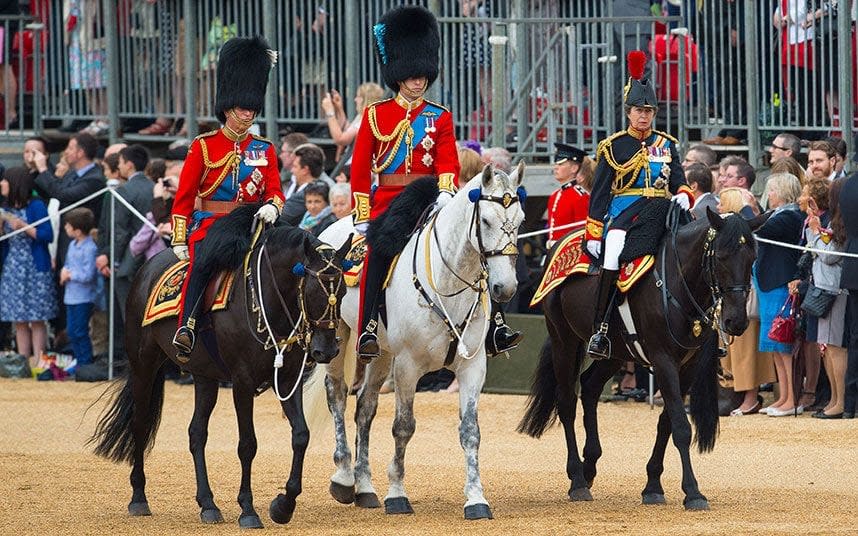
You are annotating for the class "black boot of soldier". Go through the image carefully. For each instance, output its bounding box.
[172,271,207,361]
[357,253,391,364]
[587,269,619,360]
[486,303,522,357]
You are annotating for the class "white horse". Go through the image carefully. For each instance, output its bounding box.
[307,163,525,520]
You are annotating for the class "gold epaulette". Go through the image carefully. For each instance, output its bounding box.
[423,99,450,113]
[250,133,273,145]
[652,129,678,144]
[595,131,625,161]
[193,129,219,141]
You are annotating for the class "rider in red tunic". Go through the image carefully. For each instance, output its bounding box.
[170,36,284,357]
[546,143,588,248]
[352,6,520,361]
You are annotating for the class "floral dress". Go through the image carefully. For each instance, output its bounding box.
[0,207,58,322]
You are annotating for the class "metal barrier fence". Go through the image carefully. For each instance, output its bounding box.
[6,1,856,168]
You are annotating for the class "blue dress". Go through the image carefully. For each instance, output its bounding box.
[0,208,58,322]
[753,266,793,354]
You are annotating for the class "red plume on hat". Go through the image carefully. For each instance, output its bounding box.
[627,50,646,81]
[623,50,657,108]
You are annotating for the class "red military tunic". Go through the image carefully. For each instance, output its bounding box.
[171,128,284,258]
[350,94,460,223]
[546,181,590,245]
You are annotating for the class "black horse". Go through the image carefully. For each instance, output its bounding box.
[519,207,767,510]
[90,206,351,528]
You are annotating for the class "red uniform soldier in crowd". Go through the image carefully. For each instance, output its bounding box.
[546,143,589,248]
[170,36,284,358]
[351,6,520,361]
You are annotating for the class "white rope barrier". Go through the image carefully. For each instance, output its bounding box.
[752,235,858,259]
[518,220,858,260]
[0,185,158,243]
[518,220,586,239]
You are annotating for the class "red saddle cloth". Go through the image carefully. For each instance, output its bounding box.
[530,230,655,307]
[141,261,235,326]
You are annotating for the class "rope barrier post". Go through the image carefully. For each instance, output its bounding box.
[107,180,119,380]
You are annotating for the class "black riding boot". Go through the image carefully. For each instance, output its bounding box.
[357,252,391,363]
[587,269,619,360]
[486,302,523,357]
[172,267,208,361]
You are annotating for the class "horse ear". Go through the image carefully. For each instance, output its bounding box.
[481,164,493,188]
[705,206,724,230]
[748,210,772,231]
[512,160,526,188]
[302,235,318,262]
[335,233,353,261]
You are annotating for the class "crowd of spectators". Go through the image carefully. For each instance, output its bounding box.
[683,134,858,419]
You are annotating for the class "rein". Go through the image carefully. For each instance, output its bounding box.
[654,208,740,352]
[246,230,343,400]
[409,185,521,364]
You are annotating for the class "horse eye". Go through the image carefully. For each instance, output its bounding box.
[481,217,490,226]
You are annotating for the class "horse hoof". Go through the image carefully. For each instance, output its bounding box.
[355,492,381,509]
[127,501,151,516]
[684,497,710,511]
[568,488,594,502]
[200,508,224,524]
[329,481,356,504]
[384,497,414,515]
[269,494,296,524]
[464,503,493,520]
[238,513,264,529]
[642,493,666,505]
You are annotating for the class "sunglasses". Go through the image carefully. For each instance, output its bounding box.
[770,144,789,151]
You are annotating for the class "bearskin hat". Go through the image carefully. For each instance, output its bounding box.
[623,50,658,109]
[373,6,440,93]
[215,36,277,124]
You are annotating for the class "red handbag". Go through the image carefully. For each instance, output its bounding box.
[768,294,798,344]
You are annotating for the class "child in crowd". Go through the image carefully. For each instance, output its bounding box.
[59,207,98,366]
[299,181,336,236]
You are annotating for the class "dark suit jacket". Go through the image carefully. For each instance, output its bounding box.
[34,163,105,269]
[691,192,719,220]
[840,173,858,290]
[98,172,154,279]
[755,205,804,292]
[280,187,306,227]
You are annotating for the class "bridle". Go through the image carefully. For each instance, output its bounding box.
[469,187,522,262]
[655,209,752,352]
[410,182,523,364]
[247,235,344,400]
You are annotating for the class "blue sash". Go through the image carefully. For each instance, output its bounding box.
[193,139,270,227]
[380,103,444,173]
[608,136,672,219]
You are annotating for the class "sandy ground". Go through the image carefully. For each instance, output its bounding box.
[0,378,856,535]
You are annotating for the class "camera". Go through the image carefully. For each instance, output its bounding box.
[162,178,174,188]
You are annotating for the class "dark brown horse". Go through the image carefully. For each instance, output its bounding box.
[519,207,767,510]
[90,206,351,528]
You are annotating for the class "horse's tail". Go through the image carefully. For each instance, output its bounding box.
[303,330,356,434]
[89,366,166,464]
[688,332,720,454]
[517,338,558,438]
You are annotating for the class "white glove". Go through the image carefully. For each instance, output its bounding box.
[671,193,691,210]
[586,239,601,258]
[255,203,279,224]
[172,244,189,261]
[354,222,369,236]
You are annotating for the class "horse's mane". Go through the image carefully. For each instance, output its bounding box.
[266,224,318,252]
